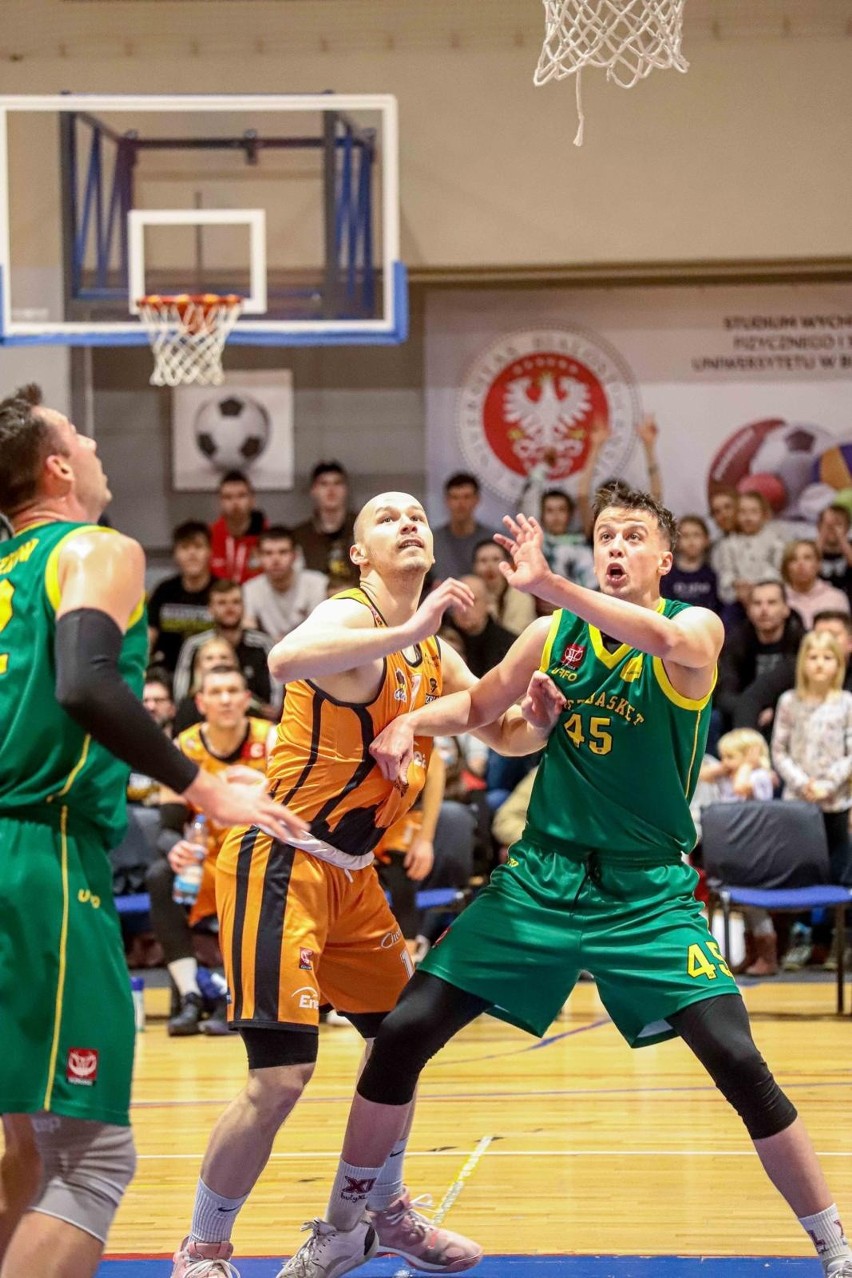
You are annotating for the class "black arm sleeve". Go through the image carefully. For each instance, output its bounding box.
[55,608,200,794]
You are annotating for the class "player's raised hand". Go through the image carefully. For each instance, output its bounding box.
[370,714,416,782]
[494,514,551,595]
[185,771,309,844]
[402,578,476,646]
[520,670,567,733]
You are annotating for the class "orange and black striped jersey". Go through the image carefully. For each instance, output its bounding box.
[177,716,270,854]
[266,586,443,858]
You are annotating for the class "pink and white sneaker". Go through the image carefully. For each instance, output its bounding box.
[170,1236,241,1277]
[367,1192,483,1272]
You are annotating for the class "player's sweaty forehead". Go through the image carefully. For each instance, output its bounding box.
[355,493,428,539]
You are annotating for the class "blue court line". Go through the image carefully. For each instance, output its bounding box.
[98,1253,827,1275]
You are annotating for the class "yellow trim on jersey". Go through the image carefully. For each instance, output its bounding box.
[652,656,717,711]
[43,806,71,1111]
[589,599,668,670]
[685,714,704,795]
[539,610,563,671]
[44,525,145,626]
[48,733,92,803]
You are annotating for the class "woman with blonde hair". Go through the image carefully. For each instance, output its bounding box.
[781,539,849,630]
[771,629,852,969]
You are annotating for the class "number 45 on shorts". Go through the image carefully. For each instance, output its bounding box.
[687,939,732,981]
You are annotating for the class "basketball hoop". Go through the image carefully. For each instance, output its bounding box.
[137,293,244,387]
[535,0,688,146]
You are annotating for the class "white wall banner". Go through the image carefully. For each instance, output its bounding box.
[172,369,293,492]
[425,285,852,529]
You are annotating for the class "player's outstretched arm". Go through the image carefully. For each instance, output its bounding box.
[496,513,723,671]
[53,531,307,844]
[267,578,476,683]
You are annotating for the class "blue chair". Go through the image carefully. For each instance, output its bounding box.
[701,799,852,1014]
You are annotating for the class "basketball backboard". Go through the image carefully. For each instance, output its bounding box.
[0,93,405,347]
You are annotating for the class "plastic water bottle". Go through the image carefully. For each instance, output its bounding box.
[130,975,146,1033]
[172,814,208,906]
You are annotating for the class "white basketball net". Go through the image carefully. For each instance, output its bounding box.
[534,0,688,145]
[138,295,243,388]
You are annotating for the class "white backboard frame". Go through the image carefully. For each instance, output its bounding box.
[128,209,268,316]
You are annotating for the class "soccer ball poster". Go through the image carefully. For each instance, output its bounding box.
[425,283,852,528]
[171,370,293,491]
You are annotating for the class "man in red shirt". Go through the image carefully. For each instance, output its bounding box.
[209,470,266,584]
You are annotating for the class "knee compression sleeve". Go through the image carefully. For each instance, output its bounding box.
[358,972,490,1106]
[670,995,797,1140]
[30,1114,136,1244]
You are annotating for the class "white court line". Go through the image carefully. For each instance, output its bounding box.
[433,1136,494,1225]
[135,1148,852,1160]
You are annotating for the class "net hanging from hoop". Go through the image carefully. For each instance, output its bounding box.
[137,293,244,387]
[534,0,688,146]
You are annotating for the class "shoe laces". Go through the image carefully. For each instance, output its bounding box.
[182,1258,241,1278]
[285,1219,340,1278]
[382,1194,435,1239]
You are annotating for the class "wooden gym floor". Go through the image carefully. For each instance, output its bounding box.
[92,977,851,1276]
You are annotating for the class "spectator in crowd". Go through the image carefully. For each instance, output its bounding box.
[127,668,178,806]
[781,539,850,630]
[771,630,852,970]
[491,764,538,859]
[816,504,852,602]
[172,635,240,735]
[431,471,498,581]
[209,470,267,584]
[172,578,280,718]
[661,514,721,615]
[714,490,786,611]
[578,414,663,538]
[697,729,778,976]
[472,538,536,636]
[538,489,596,594]
[709,486,740,542]
[715,580,804,730]
[292,460,358,589]
[147,520,214,671]
[445,574,515,678]
[242,525,328,639]
[736,611,852,739]
[147,666,271,1036]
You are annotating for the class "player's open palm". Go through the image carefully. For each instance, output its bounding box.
[495,514,551,595]
[405,578,476,645]
[187,772,309,843]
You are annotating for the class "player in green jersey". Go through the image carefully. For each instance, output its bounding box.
[282,482,852,1278]
[0,385,306,1278]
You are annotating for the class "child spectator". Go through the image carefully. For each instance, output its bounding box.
[781,539,850,630]
[698,729,777,976]
[661,515,721,614]
[714,490,786,610]
[771,630,852,969]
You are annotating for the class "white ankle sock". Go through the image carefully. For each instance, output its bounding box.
[327,1159,384,1230]
[366,1138,408,1212]
[799,1204,850,1272]
[190,1177,248,1244]
[169,956,200,998]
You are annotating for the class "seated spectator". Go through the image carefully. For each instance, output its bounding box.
[445,574,515,677]
[714,490,786,614]
[209,469,267,583]
[697,729,777,976]
[147,520,214,671]
[472,538,536,636]
[434,732,493,875]
[781,538,850,629]
[242,525,328,639]
[538,489,596,595]
[128,667,177,805]
[816,503,852,602]
[771,630,852,973]
[431,471,498,582]
[292,460,358,589]
[715,580,804,731]
[709,486,739,547]
[736,610,852,739]
[172,635,241,734]
[661,514,721,614]
[147,666,271,1036]
[173,578,281,718]
[374,752,476,962]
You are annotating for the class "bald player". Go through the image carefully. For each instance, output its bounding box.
[170,492,558,1278]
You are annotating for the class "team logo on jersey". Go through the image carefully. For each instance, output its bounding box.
[560,643,586,669]
[299,948,313,971]
[248,741,265,759]
[394,669,408,702]
[66,1048,99,1086]
[456,328,640,501]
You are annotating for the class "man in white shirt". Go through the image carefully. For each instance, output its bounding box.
[242,525,328,640]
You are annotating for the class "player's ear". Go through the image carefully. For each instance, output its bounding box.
[659,548,673,578]
[350,541,368,566]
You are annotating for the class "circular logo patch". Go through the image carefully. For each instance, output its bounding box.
[456,328,641,502]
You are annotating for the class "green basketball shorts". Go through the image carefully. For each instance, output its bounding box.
[0,809,135,1124]
[420,835,740,1046]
